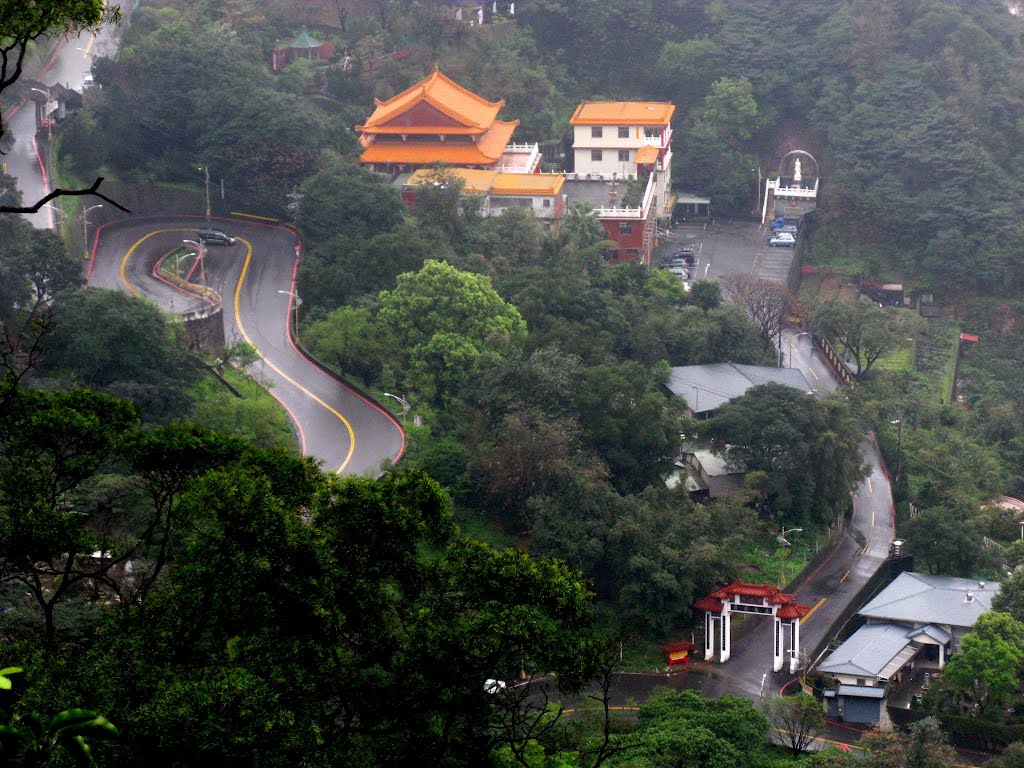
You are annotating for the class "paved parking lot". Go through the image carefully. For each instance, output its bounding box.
[655,218,797,286]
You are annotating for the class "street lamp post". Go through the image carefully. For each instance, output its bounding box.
[277,290,302,337]
[777,527,803,546]
[43,203,65,230]
[183,239,205,283]
[199,164,211,219]
[751,167,762,218]
[82,204,103,260]
[382,392,411,426]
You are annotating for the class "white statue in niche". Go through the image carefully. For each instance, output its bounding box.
[793,157,802,182]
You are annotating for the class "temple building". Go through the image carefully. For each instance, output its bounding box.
[569,100,675,209]
[561,100,676,264]
[400,167,565,225]
[357,68,540,175]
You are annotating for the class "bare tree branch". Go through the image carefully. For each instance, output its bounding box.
[0,176,130,214]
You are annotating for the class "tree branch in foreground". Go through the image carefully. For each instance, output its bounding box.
[0,177,130,214]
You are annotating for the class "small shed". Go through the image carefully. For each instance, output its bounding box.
[659,641,696,667]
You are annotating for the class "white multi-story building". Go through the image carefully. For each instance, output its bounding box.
[569,101,675,213]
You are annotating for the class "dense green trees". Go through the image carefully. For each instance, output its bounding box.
[62,8,342,212]
[701,384,866,526]
[376,259,527,405]
[944,612,1024,714]
[629,690,773,768]
[39,289,199,420]
[904,499,1000,578]
[0,378,604,767]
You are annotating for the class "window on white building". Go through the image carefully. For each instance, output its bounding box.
[618,126,629,139]
[591,126,603,138]
[644,127,660,139]
[591,149,602,162]
[618,150,630,162]
[542,198,551,207]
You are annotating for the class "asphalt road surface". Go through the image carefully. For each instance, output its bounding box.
[87,216,405,476]
[5,25,116,230]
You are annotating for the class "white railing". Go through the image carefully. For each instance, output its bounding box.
[594,174,655,218]
[564,171,639,181]
[496,142,540,173]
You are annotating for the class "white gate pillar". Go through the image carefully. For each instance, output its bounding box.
[704,612,715,661]
[720,604,731,663]
[789,619,801,674]
[772,617,784,672]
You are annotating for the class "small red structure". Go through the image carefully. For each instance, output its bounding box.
[659,641,696,667]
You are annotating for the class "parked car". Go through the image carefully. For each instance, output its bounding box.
[667,266,690,279]
[770,215,801,231]
[660,249,696,267]
[198,229,237,246]
[768,232,796,247]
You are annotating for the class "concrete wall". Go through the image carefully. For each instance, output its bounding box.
[179,306,225,356]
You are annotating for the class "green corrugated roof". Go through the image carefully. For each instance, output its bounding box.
[290,28,322,49]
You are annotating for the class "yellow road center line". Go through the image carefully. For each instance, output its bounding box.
[803,596,826,621]
[119,230,357,473]
[119,229,170,297]
[230,211,281,222]
[232,238,356,473]
[839,569,851,583]
[867,477,872,493]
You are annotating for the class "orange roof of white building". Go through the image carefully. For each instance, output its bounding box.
[358,68,505,135]
[634,145,660,164]
[570,101,676,126]
[360,120,519,166]
[491,173,564,196]
[406,168,498,194]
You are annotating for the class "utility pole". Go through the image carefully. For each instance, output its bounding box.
[201,164,211,219]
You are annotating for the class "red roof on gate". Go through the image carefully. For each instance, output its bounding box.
[695,597,723,614]
[777,603,811,619]
[710,581,782,599]
[697,582,811,619]
[960,333,979,343]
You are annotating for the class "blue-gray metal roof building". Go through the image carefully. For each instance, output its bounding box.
[858,572,999,627]
[665,363,814,416]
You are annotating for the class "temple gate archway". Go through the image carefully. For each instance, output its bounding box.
[695,582,811,673]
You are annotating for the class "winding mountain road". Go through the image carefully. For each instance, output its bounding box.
[86,216,404,476]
